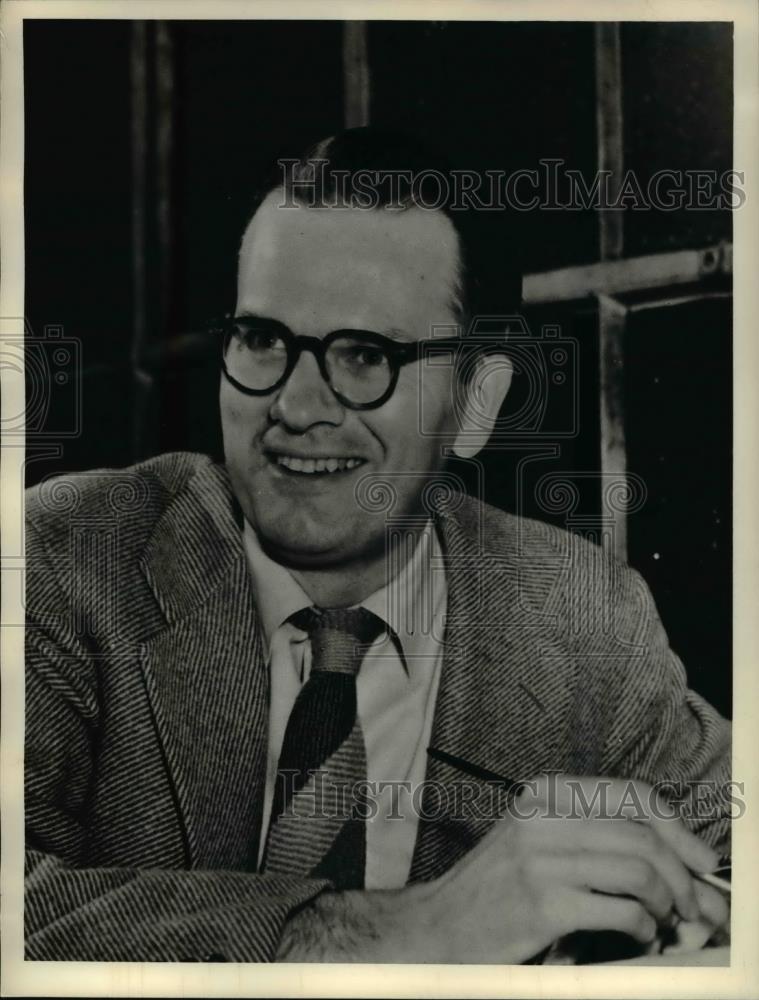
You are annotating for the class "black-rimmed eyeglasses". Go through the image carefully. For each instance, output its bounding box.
[215,315,475,410]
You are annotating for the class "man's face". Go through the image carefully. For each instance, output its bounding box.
[221,190,463,569]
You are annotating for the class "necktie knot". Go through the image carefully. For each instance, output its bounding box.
[290,606,385,676]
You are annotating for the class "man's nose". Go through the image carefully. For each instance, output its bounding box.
[269,349,345,431]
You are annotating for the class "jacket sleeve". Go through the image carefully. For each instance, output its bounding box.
[598,561,732,857]
[24,848,327,962]
[24,521,329,963]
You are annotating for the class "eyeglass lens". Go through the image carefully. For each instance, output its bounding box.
[224,324,395,405]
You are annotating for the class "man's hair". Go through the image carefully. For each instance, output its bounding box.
[243,126,523,328]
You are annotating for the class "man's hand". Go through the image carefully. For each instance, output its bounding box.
[403,773,727,963]
[277,774,728,963]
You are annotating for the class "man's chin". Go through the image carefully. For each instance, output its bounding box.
[254,523,370,570]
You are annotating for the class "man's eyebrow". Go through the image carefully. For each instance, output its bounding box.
[234,312,293,333]
[376,327,413,343]
[235,311,287,326]
[235,315,414,343]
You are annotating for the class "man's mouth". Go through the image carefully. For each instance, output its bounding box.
[270,453,366,475]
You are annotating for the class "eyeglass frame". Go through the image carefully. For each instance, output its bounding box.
[214,314,487,411]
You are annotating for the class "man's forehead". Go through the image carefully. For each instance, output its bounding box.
[241,188,459,262]
[237,189,461,334]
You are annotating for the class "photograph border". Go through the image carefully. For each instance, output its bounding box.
[2,1,757,996]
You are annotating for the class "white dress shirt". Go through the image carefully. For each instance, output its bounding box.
[243,519,446,889]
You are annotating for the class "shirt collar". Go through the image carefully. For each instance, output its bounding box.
[243,519,446,677]
[360,520,446,672]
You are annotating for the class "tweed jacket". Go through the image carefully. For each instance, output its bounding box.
[24,452,731,961]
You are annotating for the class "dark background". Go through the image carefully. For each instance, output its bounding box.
[23,20,732,715]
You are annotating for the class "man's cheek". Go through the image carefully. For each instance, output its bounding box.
[221,397,265,443]
[221,398,248,429]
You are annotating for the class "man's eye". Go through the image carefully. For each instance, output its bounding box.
[345,346,387,367]
[235,325,283,352]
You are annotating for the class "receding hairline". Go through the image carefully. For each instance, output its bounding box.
[237,185,468,322]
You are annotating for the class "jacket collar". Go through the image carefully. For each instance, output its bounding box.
[138,461,268,870]
[139,460,246,625]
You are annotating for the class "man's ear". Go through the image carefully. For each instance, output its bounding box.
[452,353,513,458]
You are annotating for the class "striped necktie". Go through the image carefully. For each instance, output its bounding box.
[262,606,384,888]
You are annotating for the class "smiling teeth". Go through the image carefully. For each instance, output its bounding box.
[276,455,363,473]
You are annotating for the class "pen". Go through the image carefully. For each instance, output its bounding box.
[695,870,731,895]
[426,746,521,793]
[427,747,731,896]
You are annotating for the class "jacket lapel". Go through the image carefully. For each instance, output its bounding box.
[139,462,268,870]
[409,497,576,882]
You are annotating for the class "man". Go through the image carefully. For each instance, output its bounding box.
[24,128,731,963]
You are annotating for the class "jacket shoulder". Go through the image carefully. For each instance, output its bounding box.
[25,451,216,558]
[452,493,613,569]
[453,494,657,648]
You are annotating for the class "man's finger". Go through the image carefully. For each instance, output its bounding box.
[693,877,730,929]
[555,851,675,922]
[533,773,720,875]
[526,817,700,921]
[645,800,720,875]
[557,889,658,943]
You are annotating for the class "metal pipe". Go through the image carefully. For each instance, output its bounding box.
[594,22,624,262]
[130,21,151,461]
[343,22,371,129]
[155,20,175,334]
[523,242,731,304]
[597,293,629,562]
